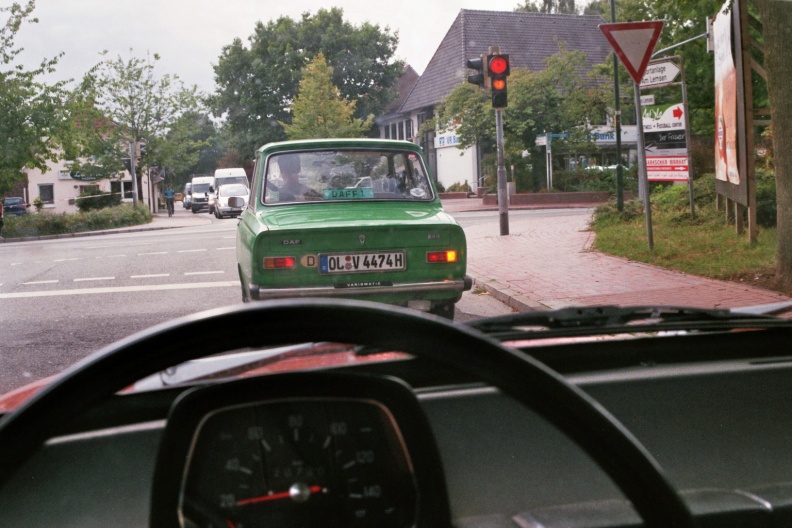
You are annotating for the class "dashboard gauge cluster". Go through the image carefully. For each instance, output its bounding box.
[150,372,450,528]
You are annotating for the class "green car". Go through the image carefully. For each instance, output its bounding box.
[234,138,471,319]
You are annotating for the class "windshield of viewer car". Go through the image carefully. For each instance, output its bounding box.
[263,149,434,204]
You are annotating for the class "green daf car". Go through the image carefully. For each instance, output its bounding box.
[234,139,471,319]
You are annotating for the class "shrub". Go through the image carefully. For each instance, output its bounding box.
[552,167,638,193]
[75,188,122,212]
[592,198,644,225]
[446,181,472,193]
[2,204,151,238]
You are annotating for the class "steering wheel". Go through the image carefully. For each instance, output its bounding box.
[0,299,695,527]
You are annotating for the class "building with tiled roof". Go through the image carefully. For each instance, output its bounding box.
[378,9,613,191]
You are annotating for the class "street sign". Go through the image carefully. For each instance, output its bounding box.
[640,94,655,106]
[640,60,681,88]
[599,21,664,84]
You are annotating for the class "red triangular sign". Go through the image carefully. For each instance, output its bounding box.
[599,21,664,84]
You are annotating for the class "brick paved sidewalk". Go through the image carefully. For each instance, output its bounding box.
[456,204,792,312]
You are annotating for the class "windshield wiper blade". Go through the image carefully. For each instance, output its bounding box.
[467,305,792,341]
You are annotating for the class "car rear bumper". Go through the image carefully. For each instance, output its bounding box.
[249,276,473,301]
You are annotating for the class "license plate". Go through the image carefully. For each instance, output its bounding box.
[319,251,406,274]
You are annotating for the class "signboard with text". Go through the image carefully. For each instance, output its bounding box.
[642,103,689,181]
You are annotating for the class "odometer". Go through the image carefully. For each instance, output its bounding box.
[180,399,417,528]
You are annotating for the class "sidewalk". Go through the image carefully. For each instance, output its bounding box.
[442,198,792,311]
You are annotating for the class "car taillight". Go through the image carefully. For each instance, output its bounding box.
[263,257,297,269]
[426,250,458,263]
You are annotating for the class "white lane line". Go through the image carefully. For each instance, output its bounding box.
[138,251,168,256]
[74,277,116,282]
[0,281,239,299]
[11,263,22,266]
[216,247,235,250]
[177,249,207,253]
[184,271,225,276]
[54,258,81,262]
[131,273,170,279]
[98,254,127,259]
[22,280,60,285]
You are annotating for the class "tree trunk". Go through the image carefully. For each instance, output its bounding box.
[757,0,792,287]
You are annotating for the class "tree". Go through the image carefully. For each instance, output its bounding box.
[516,0,579,14]
[211,8,403,158]
[282,54,373,140]
[0,1,68,195]
[72,51,203,205]
[434,45,609,190]
[156,111,220,188]
[754,0,792,286]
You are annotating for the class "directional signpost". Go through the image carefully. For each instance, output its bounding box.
[641,60,681,88]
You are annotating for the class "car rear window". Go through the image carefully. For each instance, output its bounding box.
[262,149,434,204]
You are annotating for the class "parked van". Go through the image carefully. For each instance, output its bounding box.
[210,168,249,213]
[182,183,192,209]
[189,175,214,213]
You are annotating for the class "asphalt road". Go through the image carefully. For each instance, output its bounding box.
[0,209,513,394]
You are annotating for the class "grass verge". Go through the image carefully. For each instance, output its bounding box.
[591,179,787,295]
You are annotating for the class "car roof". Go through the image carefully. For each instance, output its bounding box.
[255,138,422,156]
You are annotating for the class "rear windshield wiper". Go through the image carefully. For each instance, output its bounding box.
[467,304,792,342]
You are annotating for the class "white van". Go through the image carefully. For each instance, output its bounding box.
[213,168,249,188]
[189,175,214,213]
[210,168,249,213]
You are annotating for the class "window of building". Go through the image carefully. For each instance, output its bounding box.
[384,124,390,139]
[110,181,134,199]
[405,120,413,141]
[38,184,54,204]
[398,122,404,140]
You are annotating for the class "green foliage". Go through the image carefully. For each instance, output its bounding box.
[2,204,151,238]
[434,43,610,182]
[71,51,204,191]
[0,1,70,195]
[593,198,645,225]
[553,167,639,193]
[282,54,373,140]
[515,0,579,14]
[75,188,122,212]
[211,8,403,157]
[445,181,472,193]
[755,168,777,228]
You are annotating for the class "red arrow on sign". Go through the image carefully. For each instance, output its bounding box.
[599,21,664,84]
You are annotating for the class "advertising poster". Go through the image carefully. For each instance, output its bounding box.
[642,103,689,181]
[713,2,739,184]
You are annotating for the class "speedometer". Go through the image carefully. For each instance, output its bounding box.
[180,399,417,528]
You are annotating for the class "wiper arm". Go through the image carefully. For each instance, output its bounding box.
[467,305,792,341]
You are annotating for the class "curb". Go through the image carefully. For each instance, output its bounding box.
[0,218,212,243]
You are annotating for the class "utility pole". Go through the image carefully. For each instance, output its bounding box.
[495,108,508,235]
[610,0,624,211]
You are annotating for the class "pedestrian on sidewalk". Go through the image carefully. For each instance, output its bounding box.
[164,186,175,217]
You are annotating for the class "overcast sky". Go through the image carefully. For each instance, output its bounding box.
[13,0,526,95]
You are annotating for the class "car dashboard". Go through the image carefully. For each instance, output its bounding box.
[1,324,792,528]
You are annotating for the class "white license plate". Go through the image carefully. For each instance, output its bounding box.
[319,251,406,274]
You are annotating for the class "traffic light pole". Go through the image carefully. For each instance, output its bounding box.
[495,109,509,236]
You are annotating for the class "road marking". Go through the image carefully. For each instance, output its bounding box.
[184,271,225,276]
[22,280,59,285]
[99,254,127,258]
[216,247,235,250]
[138,251,168,256]
[0,281,239,299]
[177,249,207,253]
[11,263,22,266]
[74,277,116,282]
[131,273,170,279]
[54,258,81,262]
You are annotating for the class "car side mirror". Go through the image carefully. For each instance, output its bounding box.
[228,197,245,208]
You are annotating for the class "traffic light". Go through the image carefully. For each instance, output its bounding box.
[487,54,510,108]
[466,55,488,89]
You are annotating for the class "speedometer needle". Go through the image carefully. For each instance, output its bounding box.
[236,484,323,506]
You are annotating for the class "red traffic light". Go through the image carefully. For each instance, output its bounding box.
[487,54,510,76]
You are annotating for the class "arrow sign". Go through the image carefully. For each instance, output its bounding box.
[599,21,664,84]
[640,60,681,88]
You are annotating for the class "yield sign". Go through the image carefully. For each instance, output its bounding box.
[599,21,664,84]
